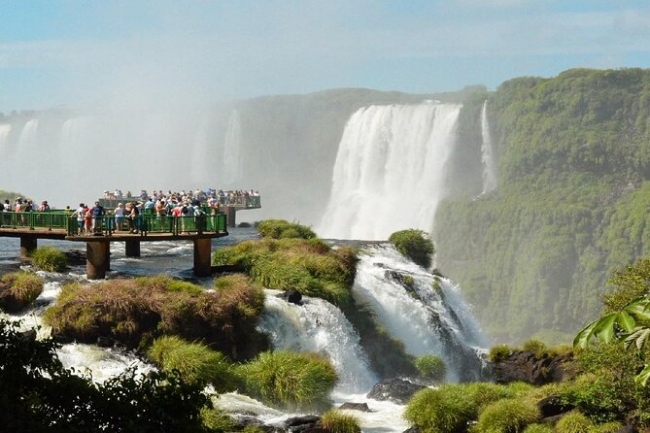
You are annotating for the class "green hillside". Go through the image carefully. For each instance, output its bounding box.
[435,68,650,344]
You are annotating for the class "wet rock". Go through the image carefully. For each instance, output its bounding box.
[284,415,321,432]
[367,378,425,405]
[285,289,303,305]
[339,402,371,412]
[490,351,578,385]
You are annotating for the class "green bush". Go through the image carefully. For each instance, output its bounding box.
[29,246,67,272]
[237,350,338,410]
[147,335,238,392]
[257,219,316,239]
[521,339,548,358]
[213,238,356,307]
[414,354,447,382]
[404,385,476,433]
[320,410,362,433]
[489,344,512,362]
[0,272,44,312]
[555,411,593,433]
[475,398,540,433]
[522,424,553,433]
[200,406,236,432]
[590,422,623,433]
[388,229,434,268]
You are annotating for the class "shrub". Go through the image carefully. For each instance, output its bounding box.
[0,272,44,313]
[44,275,267,359]
[213,238,356,307]
[257,219,316,239]
[388,229,434,268]
[590,422,623,433]
[147,335,238,392]
[522,424,553,433]
[475,398,540,433]
[404,385,475,433]
[320,410,361,433]
[29,246,67,272]
[414,354,447,382]
[200,406,236,432]
[237,350,338,410]
[554,411,593,433]
[489,344,512,362]
[521,339,548,358]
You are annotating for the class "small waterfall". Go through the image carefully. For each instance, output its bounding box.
[317,103,461,241]
[480,100,498,194]
[353,244,487,382]
[259,292,377,393]
[222,109,242,186]
[0,124,11,152]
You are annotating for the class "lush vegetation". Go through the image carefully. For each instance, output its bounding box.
[0,271,44,313]
[388,229,435,269]
[435,68,650,344]
[147,335,239,392]
[44,274,267,360]
[414,354,446,383]
[320,410,362,433]
[236,350,338,410]
[0,318,213,432]
[29,246,68,272]
[213,226,357,307]
[214,220,417,379]
[257,219,316,239]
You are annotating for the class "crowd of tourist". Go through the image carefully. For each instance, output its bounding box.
[102,188,260,207]
[0,187,260,234]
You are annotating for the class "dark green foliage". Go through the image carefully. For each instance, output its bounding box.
[435,68,650,343]
[237,350,338,410]
[30,246,68,272]
[0,318,211,432]
[388,229,435,268]
[257,219,316,239]
[0,271,44,313]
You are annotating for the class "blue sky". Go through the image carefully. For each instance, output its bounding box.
[1,0,649,112]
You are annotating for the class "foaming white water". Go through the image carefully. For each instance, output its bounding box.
[222,109,242,186]
[481,100,498,194]
[259,292,377,393]
[353,244,486,382]
[317,103,461,240]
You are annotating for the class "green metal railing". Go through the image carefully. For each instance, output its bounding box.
[0,211,227,237]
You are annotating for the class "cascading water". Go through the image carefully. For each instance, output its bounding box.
[222,109,242,187]
[0,124,11,152]
[317,103,462,241]
[480,100,498,194]
[259,291,377,394]
[353,243,487,382]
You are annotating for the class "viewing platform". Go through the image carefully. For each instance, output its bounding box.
[0,211,229,279]
[98,194,261,227]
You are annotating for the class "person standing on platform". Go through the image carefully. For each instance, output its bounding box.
[91,201,105,234]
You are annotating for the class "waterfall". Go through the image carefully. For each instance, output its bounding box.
[222,109,242,187]
[352,244,487,382]
[317,103,461,241]
[481,100,498,194]
[259,292,377,393]
[0,124,11,152]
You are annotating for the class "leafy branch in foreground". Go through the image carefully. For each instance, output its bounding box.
[574,296,650,385]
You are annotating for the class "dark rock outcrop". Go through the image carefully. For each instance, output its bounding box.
[339,402,371,412]
[490,350,577,385]
[285,289,303,305]
[367,378,426,405]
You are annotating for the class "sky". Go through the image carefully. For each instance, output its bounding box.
[1,0,649,113]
